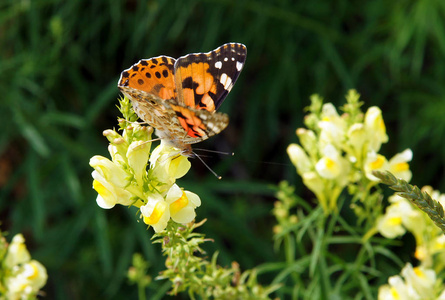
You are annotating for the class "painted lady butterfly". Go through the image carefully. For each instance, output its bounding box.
[118,43,247,157]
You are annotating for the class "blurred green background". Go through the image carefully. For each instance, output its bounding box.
[2,0,445,298]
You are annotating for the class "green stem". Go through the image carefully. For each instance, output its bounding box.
[138,281,146,300]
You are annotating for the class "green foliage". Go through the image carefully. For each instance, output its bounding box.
[268,181,396,299]
[127,253,152,300]
[1,0,445,298]
[153,220,280,299]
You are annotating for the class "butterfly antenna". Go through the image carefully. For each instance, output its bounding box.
[192,152,222,180]
[192,148,235,156]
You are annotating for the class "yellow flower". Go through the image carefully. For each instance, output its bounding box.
[21,260,48,290]
[149,141,191,192]
[287,144,312,174]
[316,145,346,179]
[127,140,151,186]
[315,145,351,190]
[90,155,133,208]
[3,235,48,300]
[364,152,389,181]
[140,192,170,232]
[364,106,388,152]
[388,149,412,182]
[378,274,419,300]
[377,212,405,239]
[166,184,201,223]
[296,128,317,158]
[5,260,48,300]
[347,123,366,163]
[318,104,346,146]
[401,264,436,299]
[4,234,31,269]
[377,195,419,239]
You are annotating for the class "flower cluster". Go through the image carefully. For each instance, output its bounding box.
[89,97,201,232]
[0,233,47,299]
[378,186,445,267]
[377,185,445,299]
[378,263,445,300]
[287,90,412,214]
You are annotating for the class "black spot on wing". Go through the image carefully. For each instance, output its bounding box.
[180,76,206,108]
[181,77,195,89]
[194,93,205,108]
[175,110,186,119]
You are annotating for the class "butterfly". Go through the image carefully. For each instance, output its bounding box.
[118,43,247,157]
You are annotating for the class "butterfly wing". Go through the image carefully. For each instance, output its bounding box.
[174,43,247,112]
[117,56,181,137]
[167,101,229,144]
[118,56,177,101]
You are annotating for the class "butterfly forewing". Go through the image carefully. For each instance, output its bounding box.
[118,56,177,101]
[174,43,247,112]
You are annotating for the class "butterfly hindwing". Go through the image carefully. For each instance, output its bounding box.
[167,101,229,144]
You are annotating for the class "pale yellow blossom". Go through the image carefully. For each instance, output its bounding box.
[296,128,317,158]
[127,140,151,186]
[364,152,389,181]
[4,234,31,269]
[140,192,170,232]
[364,106,388,152]
[166,184,201,224]
[378,274,421,300]
[377,212,405,239]
[90,155,133,208]
[318,103,346,148]
[3,234,47,299]
[287,144,312,174]
[149,141,191,192]
[377,195,420,238]
[401,264,436,299]
[388,149,412,182]
[315,144,350,181]
[346,123,366,164]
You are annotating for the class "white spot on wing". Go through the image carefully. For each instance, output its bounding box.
[224,57,228,62]
[231,57,235,61]
[236,61,243,71]
[215,61,222,69]
[220,73,233,90]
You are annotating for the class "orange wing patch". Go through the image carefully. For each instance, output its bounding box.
[118,56,177,100]
[174,62,217,112]
[170,104,207,138]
